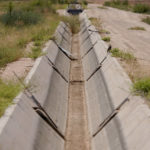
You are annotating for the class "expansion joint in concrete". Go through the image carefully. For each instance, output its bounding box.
[45,55,69,83]
[93,97,130,137]
[81,41,98,59]
[52,40,77,61]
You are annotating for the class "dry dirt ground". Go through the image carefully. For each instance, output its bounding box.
[0,58,34,81]
[86,4,150,78]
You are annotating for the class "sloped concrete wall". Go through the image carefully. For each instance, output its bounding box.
[0,22,71,150]
[80,13,150,150]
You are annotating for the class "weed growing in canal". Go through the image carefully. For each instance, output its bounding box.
[61,16,80,34]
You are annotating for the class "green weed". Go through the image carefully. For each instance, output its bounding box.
[111,48,135,61]
[0,80,21,117]
[133,77,150,99]
[102,36,110,42]
[129,26,145,30]
[61,16,80,34]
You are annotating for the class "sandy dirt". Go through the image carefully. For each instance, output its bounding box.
[86,4,150,69]
[0,58,34,81]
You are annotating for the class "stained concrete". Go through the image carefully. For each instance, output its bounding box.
[65,34,91,150]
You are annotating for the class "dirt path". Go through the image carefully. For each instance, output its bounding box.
[86,4,150,68]
[65,34,91,150]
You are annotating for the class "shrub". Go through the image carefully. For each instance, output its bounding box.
[82,0,88,5]
[122,0,128,6]
[142,17,150,25]
[0,10,41,26]
[133,78,150,99]
[133,4,150,13]
[61,16,80,34]
[104,1,111,6]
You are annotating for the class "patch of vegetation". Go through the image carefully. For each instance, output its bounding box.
[129,26,145,31]
[61,16,80,34]
[89,17,110,35]
[0,47,23,68]
[0,1,61,67]
[0,10,41,26]
[89,17,100,26]
[102,36,110,42]
[0,80,21,117]
[82,0,88,6]
[133,77,150,99]
[82,0,88,9]
[142,17,150,25]
[104,0,130,11]
[110,48,135,61]
[53,3,67,10]
[28,47,43,59]
[104,0,150,14]
[133,4,150,13]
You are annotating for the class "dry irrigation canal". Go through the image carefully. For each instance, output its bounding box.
[0,12,150,150]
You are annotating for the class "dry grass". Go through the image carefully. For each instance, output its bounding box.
[121,60,150,81]
[89,17,110,35]
[0,12,61,66]
[129,26,146,31]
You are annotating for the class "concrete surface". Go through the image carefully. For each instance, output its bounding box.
[80,12,150,150]
[65,34,91,150]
